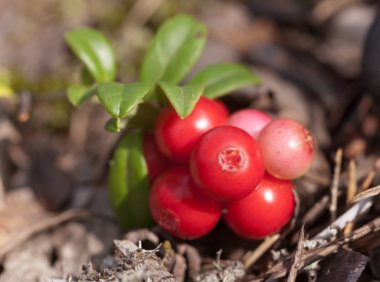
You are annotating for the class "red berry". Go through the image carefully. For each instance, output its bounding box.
[190,126,265,202]
[224,173,295,239]
[143,133,173,181]
[228,109,272,139]
[258,118,314,180]
[155,97,228,163]
[149,167,222,239]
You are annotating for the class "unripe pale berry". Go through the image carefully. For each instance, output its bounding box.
[149,167,222,239]
[190,126,265,202]
[258,118,314,180]
[224,173,295,239]
[228,109,272,139]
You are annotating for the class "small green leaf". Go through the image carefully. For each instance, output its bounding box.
[188,63,261,99]
[67,84,96,107]
[159,82,203,118]
[97,82,151,118]
[108,130,152,229]
[140,15,207,84]
[65,27,116,83]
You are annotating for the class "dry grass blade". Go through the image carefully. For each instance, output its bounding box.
[330,148,343,221]
[286,225,305,282]
[358,157,380,193]
[244,234,280,269]
[301,195,329,225]
[346,159,357,204]
[350,185,380,204]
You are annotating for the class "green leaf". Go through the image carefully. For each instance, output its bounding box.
[159,82,203,118]
[66,84,96,107]
[108,130,152,229]
[188,63,261,99]
[65,27,116,83]
[140,15,207,84]
[97,82,151,118]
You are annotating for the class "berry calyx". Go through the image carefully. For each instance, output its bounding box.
[149,167,222,239]
[190,126,265,202]
[228,109,272,139]
[155,97,228,163]
[258,118,314,180]
[224,173,295,239]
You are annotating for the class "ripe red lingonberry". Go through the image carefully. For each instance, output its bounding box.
[224,173,295,239]
[228,109,272,139]
[190,126,265,202]
[155,97,228,163]
[258,118,314,180]
[143,133,173,181]
[149,167,222,239]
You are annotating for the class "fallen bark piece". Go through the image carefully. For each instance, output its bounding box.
[318,248,369,282]
[69,240,175,282]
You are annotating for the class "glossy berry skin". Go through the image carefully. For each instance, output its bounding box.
[190,126,265,202]
[143,133,173,181]
[228,109,272,139]
[258,118,314,180]
[224,173,295,239]
[155,97,228,163]
[149,167,222,240]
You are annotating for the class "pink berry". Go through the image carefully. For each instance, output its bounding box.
[257,118,314,180]
[228,109,272,139]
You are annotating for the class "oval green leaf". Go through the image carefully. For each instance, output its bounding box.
[159,82,203,118]
[108,130,152,229]
[140,15,207,84]
[67,84,97,107]
[188,63,261,99]
[65,27,116,83]
[97,82,152,118]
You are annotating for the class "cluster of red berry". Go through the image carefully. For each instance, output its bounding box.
[143,97,314,240]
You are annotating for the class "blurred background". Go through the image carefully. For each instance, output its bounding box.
[1,0,380,281]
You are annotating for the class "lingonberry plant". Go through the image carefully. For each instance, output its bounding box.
[65,14,314,240]
[65,15,260,230]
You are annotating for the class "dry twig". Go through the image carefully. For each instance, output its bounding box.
[330,148,343,221]
[287,226,305,282]
[344,159,357,235]
[350,185,380,204]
